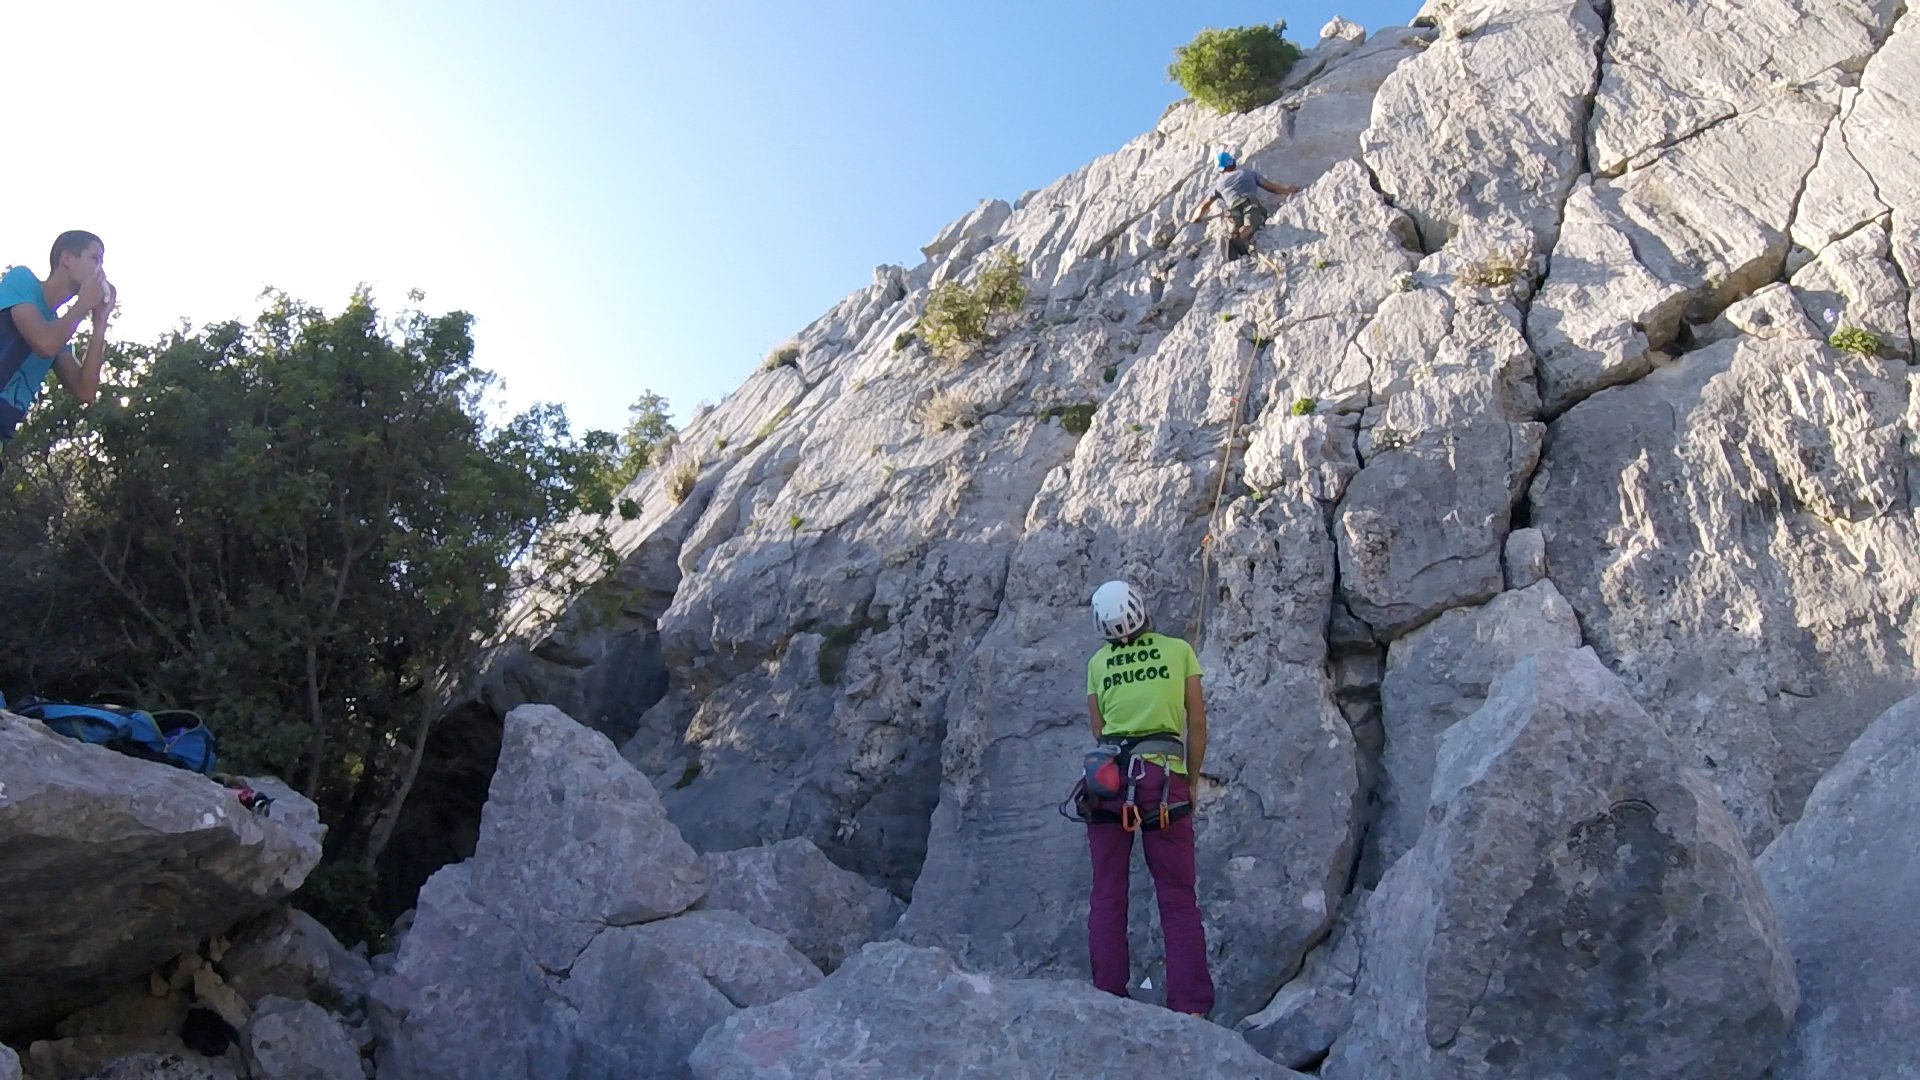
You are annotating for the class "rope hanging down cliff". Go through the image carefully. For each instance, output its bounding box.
[1187,247,1287,647]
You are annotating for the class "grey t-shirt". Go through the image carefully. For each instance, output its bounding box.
[1214,168,1265,205]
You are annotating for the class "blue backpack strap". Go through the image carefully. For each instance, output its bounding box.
[21,702,138,746]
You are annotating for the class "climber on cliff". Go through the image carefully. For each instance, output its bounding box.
[1078,579,1215,1017]
[1191,151,1300,260]
[0,231,116,470]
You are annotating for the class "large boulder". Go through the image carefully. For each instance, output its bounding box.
[370,705,818,1080]
[1323,648,1799,1079]
[564,911,820,1080]
[1367,581,1582,879]
[1759,691,1920,1078]
[467,703,706,972]
[218,908,374,1017]
[689,941,1305,1079]
[698,838,904,972]
[0,711,323,1037]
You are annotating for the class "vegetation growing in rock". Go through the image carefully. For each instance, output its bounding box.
[755,405,793,442]
[762,342,802,372]
[665,455,700,503]
[1828,327,1885,357]
[918,388,983,432]
[1167,23,1304,114]
[916,251,1028,362]
[1462,248,1529,288]
[1291,397,1318,416]
[1044,403,1099,436]
[578,390,676,513]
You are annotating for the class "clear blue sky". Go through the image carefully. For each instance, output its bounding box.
[9,0,1418,436]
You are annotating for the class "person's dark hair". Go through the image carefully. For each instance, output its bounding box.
[49,230,104,272]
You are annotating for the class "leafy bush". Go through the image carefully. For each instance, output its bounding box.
[916,252,1028,362]
[1291,397,1317,416]
[1044,403,1099,436]
[1168,23,1304,114]
[1828,327,1884,356]
[578,391,676,515]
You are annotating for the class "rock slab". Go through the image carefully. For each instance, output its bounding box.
[690,941,1305,1079]
[699,838,904,972]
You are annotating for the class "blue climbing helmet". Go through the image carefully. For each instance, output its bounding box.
[1216,151,1236,170]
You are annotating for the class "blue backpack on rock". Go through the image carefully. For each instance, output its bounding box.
[15,700,218,775]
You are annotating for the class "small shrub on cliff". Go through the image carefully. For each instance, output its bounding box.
[665,455,700,504]
[916,251,1028,362]
[1461,248,1529,288]
[762,342,802,372]
[1168,24,1304,114]
[917,388,983,432]
[1828,327,1884,357]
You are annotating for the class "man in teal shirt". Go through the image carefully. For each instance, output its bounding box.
[0,231,115,457]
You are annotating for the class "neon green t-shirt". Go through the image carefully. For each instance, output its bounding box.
[1086,632,1202,774]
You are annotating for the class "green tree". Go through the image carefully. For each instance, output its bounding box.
[0,289,615,941]
[1168,23,1304,114]
[578,390,677,517]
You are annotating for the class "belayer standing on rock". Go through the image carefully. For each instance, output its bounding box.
[1077,579,1216,1017]
[1191,151,1299,260]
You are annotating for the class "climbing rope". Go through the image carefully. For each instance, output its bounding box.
[1187,244,1288,647]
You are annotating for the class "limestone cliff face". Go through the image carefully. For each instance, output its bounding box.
[420,0,1920,1027]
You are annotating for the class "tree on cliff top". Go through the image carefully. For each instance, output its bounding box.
[1168,23,1304,114]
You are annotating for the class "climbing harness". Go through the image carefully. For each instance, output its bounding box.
[1061,732,1192,833]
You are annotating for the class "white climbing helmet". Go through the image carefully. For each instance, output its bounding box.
[1090,580,1149,642]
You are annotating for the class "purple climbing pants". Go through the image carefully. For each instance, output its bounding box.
[1085,761,1216,1016]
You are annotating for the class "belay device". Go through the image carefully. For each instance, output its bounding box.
[1060,732,1192,832]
